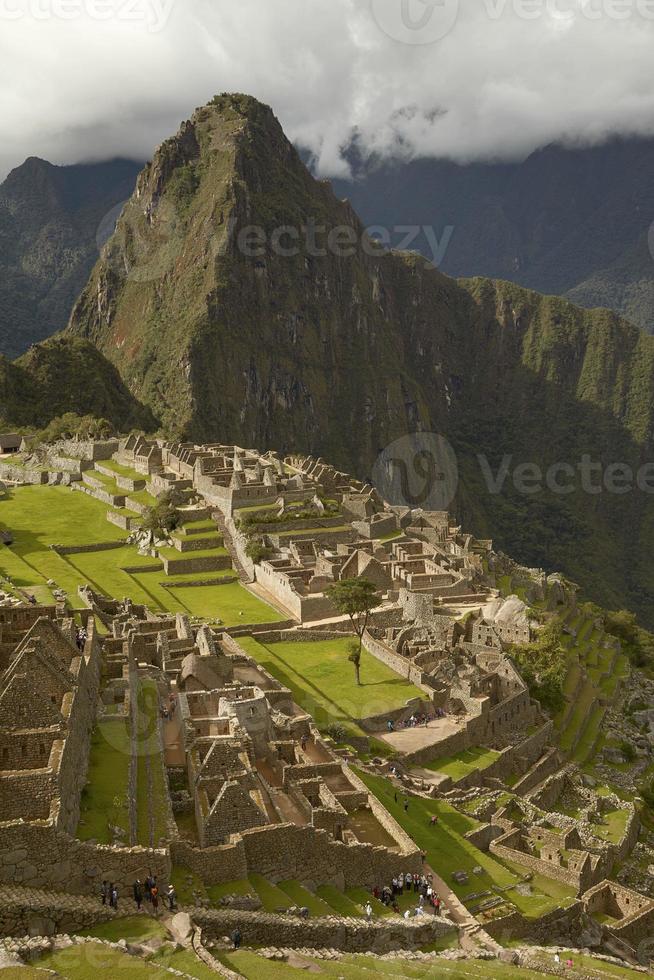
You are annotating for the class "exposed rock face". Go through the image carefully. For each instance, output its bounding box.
[68,94,654,624]
[0,157,141,358]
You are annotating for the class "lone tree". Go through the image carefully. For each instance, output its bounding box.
[326,578,379,686]
[140,497,180,548]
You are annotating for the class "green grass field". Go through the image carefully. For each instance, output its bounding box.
[0,485,286,624]
[135,678,170,848]
[77,719,131,844]
[236,635,425,736]
[358,771,575,918]
[217,949,629,980]
[425,747,501,781]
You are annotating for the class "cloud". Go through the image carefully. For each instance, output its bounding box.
[1,0,654,180]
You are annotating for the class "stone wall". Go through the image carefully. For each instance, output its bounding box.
[0,822,170,894]
[57,440,119,461]
[195,907,454,953]
[362,631,432,691]
[172,819,421,892]
[0,886,116,938]
[483,901,584,944]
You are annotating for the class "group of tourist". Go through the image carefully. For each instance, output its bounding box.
[161,694,177,721]
[371,873,442,916]
[386,708,446,733]
[99,881,119,909]
[99,874,177,914]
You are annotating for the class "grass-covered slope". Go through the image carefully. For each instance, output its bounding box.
[0,335,156,430]
[68,93,654,624]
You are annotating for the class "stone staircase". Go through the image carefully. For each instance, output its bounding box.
[213,512,254,584]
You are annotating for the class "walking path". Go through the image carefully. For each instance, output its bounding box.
[162,709,185,767]
[422,863,502,954]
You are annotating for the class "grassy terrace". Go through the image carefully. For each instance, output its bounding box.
[358,771,576,918]
[218,950,614,979]
[425,746,501,781]
[555,608,629,764]
[136,678,170,848]
[95,459,145,481]
[0,485,286,624]
[77,719,131,844]
[237,635,425,738]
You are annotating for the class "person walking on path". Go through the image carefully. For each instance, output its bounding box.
[133,880,143,910]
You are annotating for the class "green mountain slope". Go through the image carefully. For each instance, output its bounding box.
[0,156,141,357]
[0,336,156,430]
[68,94,654,624]
[332,138,654,333]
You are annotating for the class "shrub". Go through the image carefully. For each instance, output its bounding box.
[509,621,568,716]
[244,539,271,564]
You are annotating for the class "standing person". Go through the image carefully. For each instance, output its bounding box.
[232,928,242,950]
[144,873,153,904]
[110,883,118,910]
[133,879,143,910]
[167,884,177,911]
[434,895,441,916]
[100,880,108,906]
[151,882,159,914]
[365,902,372,921]
[403,798,409,813]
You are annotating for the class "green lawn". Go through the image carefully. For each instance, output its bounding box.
[79,916,167,944]
[0,485,286,624]
[237,636,425,736]
[218,949,580,979]
[136,678,170,848]
[96,459,145,481]
[37,945,174,979]
[357,771,575,918]
[77,719,131,844]
[425,746,501,781]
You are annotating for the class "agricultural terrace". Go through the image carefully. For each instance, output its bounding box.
[0,485,285,625]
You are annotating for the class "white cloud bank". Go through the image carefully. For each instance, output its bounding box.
[1,0,654,179]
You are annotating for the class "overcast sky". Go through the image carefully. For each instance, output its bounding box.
[1,0,654,181]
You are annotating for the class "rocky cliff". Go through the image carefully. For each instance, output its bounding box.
[0,157,141,357]
[68,94,654,623]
